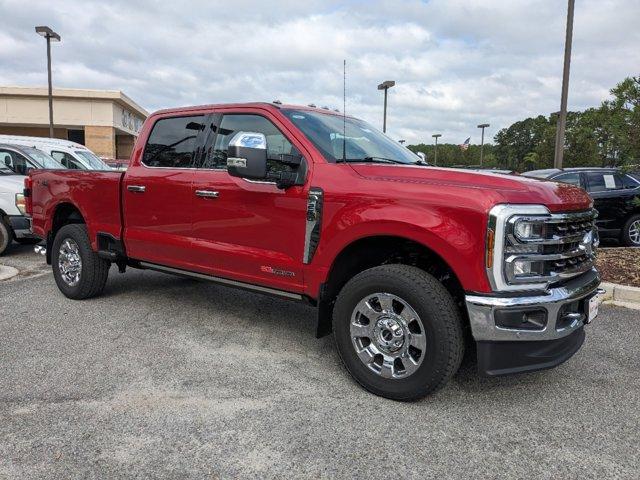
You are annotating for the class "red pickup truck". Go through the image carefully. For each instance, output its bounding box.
[26,103,603,400]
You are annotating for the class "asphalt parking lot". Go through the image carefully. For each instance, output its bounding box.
[1,245,638,479]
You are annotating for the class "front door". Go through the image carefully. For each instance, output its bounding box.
[190,111,309,293]
[123,114,206,270]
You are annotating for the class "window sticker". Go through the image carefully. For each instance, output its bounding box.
[603,175,616,189]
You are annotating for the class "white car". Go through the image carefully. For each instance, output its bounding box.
[0,166,37,255]
[0,135,112,171]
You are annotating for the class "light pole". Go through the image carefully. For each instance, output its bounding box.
[377,80,395,133]
[398,139,406,145]
[553,0,575,169]
[35,26,61,138]
[477,123,490,167]
[432,134,442,166]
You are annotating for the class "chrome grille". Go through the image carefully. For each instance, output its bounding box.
[504,209,597,285]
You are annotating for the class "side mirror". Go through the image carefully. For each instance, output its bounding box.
[227,132,268,180]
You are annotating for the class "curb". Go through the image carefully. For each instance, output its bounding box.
[600,282,640,310]
[0,265,19,281]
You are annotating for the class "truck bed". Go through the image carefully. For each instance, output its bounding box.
[30,169,125,250]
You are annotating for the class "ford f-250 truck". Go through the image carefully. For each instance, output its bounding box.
[26,103,603,400]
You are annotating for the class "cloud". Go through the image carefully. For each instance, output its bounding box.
[0,0,638,144]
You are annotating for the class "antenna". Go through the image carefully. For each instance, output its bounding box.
[343,59,346,161]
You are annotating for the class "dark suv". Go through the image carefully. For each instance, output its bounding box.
[524,168,640,246]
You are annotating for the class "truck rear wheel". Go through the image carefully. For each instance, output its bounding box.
[332,264,464,401]
[52,224,110,299]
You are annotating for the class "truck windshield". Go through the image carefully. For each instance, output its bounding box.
[75,151,112,170]
[22,147,64,169]
[282,109,422,165]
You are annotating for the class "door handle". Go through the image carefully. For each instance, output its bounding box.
[195,190,220,199]
[127,185,146,193]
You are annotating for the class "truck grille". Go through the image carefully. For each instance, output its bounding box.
[504,210,598,285]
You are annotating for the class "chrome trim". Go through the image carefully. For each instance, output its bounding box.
[127,185,146,192]
[195,190,219,198]
[487,205,598,292]
[138,262,303,300]
[303,187,323,264]
[466,268,602,342]
[487,204,550,292]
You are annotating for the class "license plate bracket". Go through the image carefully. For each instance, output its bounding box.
[584,294,599,324]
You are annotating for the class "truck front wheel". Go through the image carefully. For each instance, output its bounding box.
[332,264,464,401]
[52,224,110,299]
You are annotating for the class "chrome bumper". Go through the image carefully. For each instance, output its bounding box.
[465,268,602,342]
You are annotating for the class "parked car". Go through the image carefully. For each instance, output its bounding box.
[523,168,640,246]
[27,103,602,400]
[0,164,40,254]
[0,143,64,174]
[0,135,112,171]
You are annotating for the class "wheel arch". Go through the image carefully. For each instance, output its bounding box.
[46,202,86,264]
[315,234,468,338]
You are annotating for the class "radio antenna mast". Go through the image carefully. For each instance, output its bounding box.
[343,59,346,161]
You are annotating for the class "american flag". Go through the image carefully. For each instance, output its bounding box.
[459,137,470,151]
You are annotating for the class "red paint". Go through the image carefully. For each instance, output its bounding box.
[29,103,593,298]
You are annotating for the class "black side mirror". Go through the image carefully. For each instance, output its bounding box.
[227,132,268,180]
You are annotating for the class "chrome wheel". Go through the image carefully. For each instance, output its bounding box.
[629,220,640,245]
[350,292,427,379]
[58,238,82,286]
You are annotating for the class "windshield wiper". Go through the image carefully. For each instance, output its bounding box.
[337,156,407,165]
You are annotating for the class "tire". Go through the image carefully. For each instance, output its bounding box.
[332,264,464,401]
[0,219,11,256]
[51,224,110,299]
[621,214,640,247]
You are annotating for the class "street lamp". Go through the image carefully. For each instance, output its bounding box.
[398,139,406,145]
[432,134,442,166]
[377,80,395,133]
[553,0,575,169]
[35,26,61,138]
[477,123,490,167]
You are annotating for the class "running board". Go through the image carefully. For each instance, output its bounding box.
[138,261,304,301]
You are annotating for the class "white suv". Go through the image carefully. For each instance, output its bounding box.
[0,135,112,171]
[0,165,37,255]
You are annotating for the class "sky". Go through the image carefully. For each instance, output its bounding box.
[1,0,639,145]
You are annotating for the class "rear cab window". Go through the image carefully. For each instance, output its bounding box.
[142,115,205,168]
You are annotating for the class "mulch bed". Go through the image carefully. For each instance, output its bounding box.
[596,247,640,287]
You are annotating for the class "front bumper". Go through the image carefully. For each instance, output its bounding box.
[466,268,602,376]
[8,215,35,239]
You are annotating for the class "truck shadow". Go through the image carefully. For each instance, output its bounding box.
[99,265,558,399]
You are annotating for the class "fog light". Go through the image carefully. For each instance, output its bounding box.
[495,308,547,330]
[513,260,531,276]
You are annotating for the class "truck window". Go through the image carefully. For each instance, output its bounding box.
[51,151,83,170]
[203,114,297,173]
[142,115,204,168]
[0,148,30,175]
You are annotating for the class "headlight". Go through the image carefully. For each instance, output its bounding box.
[15,193,26,215]
[486,204,597,292]
[513,219,544,240]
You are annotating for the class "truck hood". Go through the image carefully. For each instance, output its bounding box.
[0,174,25,193]
[349,164,592,212]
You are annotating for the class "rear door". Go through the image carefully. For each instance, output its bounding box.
[584,171,634,233]
[123,114,207,270]
[189,110,309,293]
